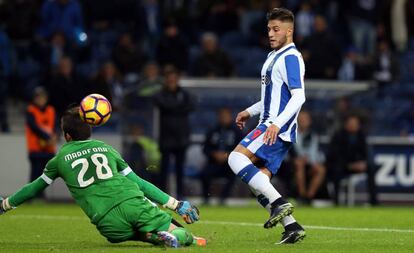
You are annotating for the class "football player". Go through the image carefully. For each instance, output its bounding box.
[0,107,204,248]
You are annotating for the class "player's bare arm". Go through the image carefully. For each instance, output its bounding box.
[235,110,251,130]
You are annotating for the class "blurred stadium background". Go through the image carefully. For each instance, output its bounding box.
[1,0,414,207]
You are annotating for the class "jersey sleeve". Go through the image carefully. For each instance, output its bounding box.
[281,54,305,90]
[245,101,262,116]
[41,157,59,185]
[126,172,170,205]
[8,177,49,207]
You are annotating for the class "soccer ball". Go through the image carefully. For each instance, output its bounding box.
[79,94,112,126]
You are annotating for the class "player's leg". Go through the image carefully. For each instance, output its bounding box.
[251,174,306,244]
[228,144,283,208]
[229,145,295,228]
[142,218,206,247]
[127,197,204,247]
[229,125,296,227]
[95,203,138,244]
[255,167,294,223]
[254,139,298,229]
[170,218,207,246]
[95,198,180,247]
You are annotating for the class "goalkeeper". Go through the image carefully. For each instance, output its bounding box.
[0,107,203,248]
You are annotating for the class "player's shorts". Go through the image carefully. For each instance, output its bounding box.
[96,196,172,243]
[239,123,292,175]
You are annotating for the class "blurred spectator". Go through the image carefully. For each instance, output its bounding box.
[47,56,87,118]
[325,96,364,135]
[37,0,84,44]
[373,40,399,94]
[293,110,326,204]
[295,1,315,45]
[327,114,377,205]
[153,65,195,199]
[338,48,358,81]
[346,0,380,56]
[201,107,243,204]
[25,87,56,188]
[156,19,189,72]
[140,0,163,38]
[37,31,72,71]
[379,0,414,52]
[89,62,123,110]
[137,62,163,97]
[301,15,341,79]
[125,124,161,183]
[112,33,147,76]
[192,32,234,77]
[338,46,372,81]
[135,0,163,58]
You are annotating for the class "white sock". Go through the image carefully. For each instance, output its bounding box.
[251,188,272,212]
[228,152,281,203]
[281,215,296,226]
[249,172,281,203]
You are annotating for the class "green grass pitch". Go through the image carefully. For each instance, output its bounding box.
[0,203,413,253]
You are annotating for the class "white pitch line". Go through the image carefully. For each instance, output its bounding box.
[8,214,414,234]
[199,220,414,233]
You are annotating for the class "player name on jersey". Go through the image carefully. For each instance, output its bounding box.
[64,147,109,162]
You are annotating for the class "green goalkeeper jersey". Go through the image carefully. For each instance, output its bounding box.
[42,139,143,224]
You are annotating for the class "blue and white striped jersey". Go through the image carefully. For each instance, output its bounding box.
[246,42,306,143]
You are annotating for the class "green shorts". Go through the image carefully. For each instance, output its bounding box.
[96,197,172,243]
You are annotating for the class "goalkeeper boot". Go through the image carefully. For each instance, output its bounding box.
[278,229,306,244]
[264,202,294,229]
[156,231,180,248]
[192,236,207,246]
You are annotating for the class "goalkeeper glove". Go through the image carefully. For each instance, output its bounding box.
[163,197,200,224]
[0,197,12,215]
[175,201,200,224]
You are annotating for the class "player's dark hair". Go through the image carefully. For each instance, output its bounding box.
[61,107,91,141]
[267,8,294,23]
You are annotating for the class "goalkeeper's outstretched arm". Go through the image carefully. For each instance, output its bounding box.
[124,171,199,224]
[1,177,49,214]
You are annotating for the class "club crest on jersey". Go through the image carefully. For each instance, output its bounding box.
[261,75,271,86]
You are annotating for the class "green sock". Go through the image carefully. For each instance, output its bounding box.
[171,227,194,246]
